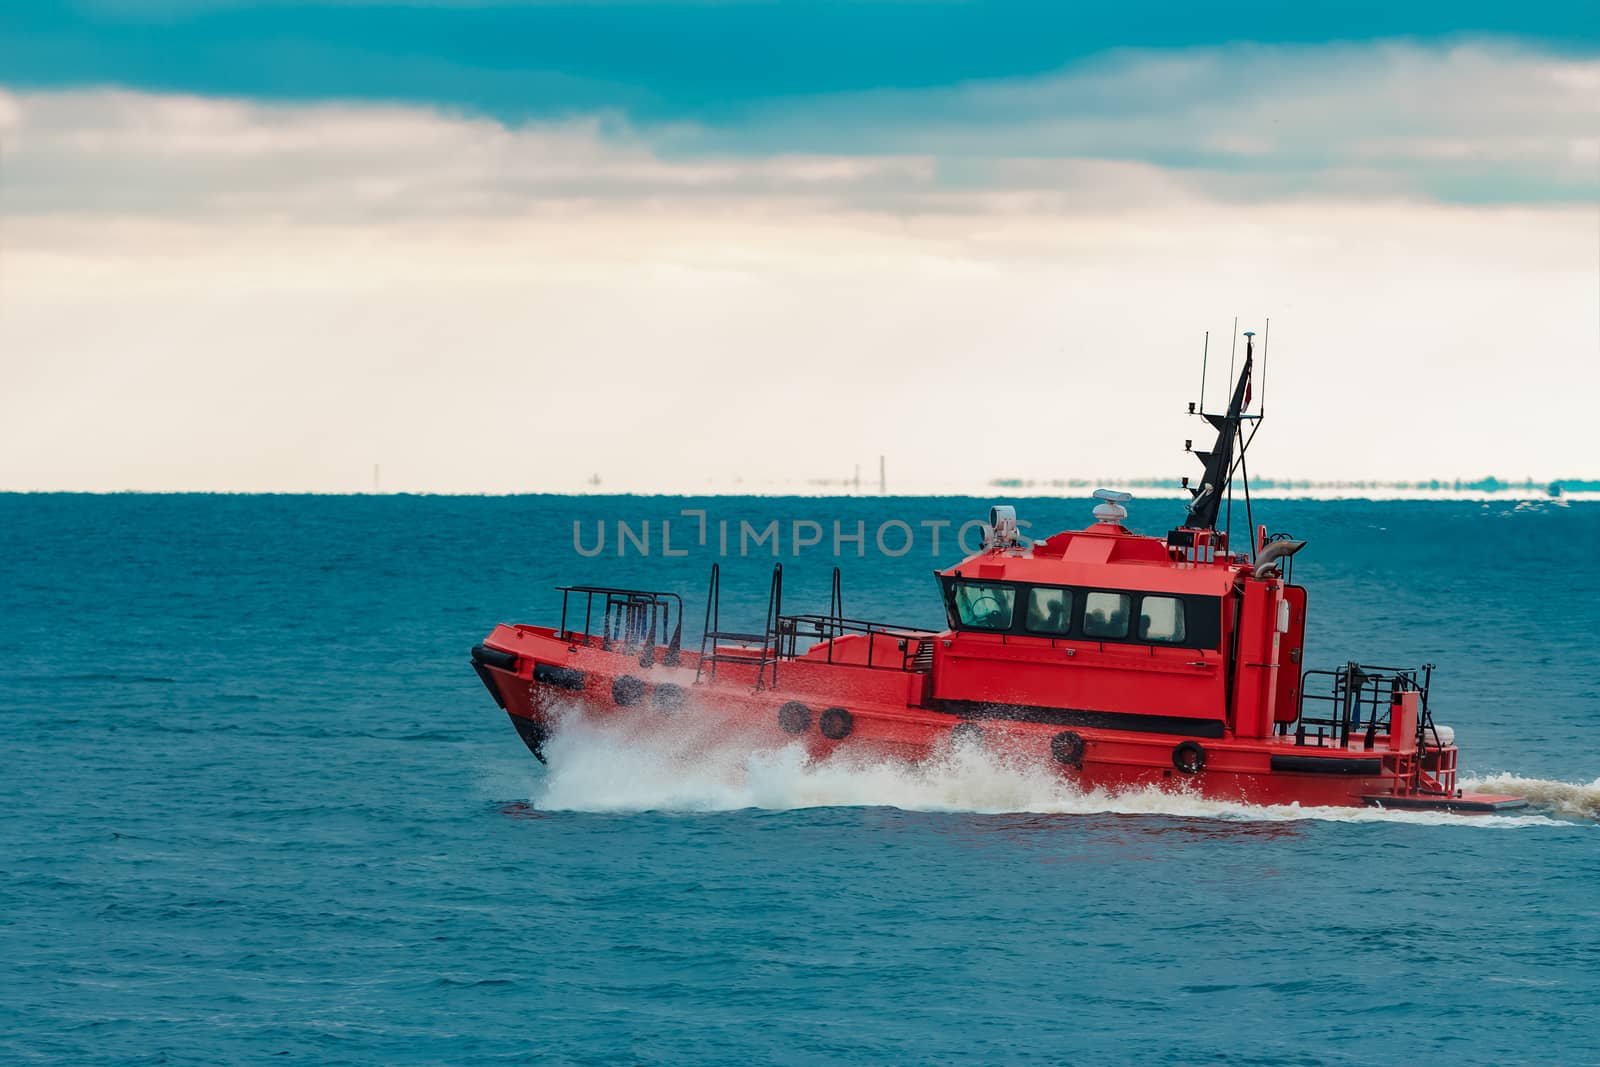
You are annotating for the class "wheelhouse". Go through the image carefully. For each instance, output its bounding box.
[938,575,1222,650]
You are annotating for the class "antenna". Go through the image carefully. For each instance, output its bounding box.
[1259,318,1270,419]
[1226,316,1238,401]
[1197,331,1209,414]
[1185,323,1255,534]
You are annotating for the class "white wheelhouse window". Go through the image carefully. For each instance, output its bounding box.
[951,581,1016,631]
[1082,591,1131,638]
[1138,595,1187,643]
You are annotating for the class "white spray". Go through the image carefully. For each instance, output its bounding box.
[524,709,1575,827]
[1461,774,1600,821]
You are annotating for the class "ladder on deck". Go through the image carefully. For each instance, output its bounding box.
[696,562,787,689]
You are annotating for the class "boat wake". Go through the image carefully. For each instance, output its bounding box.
[1462,774,1600,821]
[520,712,1575,827]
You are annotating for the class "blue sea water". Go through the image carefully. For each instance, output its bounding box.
[2,493,1598,1066]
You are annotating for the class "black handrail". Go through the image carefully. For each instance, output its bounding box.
[558,584,682,666]
[756,564,783,690]
[695,563,938,687]
[776,612,938,672]
[1295,661,1432,749]
[696,564,729,683]
[698,562,785,687]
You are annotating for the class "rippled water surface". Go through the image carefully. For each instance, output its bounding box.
[3,494,1598,1065]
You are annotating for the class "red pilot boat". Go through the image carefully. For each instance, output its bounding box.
[471,332,1526,813]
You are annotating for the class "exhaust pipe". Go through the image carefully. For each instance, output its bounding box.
[1253,539,1306,578]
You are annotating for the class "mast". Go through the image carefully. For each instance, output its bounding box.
[1185,332,1255,531]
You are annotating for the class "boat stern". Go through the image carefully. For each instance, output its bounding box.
[1361,791,1528,814]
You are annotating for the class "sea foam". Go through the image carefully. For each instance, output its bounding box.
[529,710,1572,827]
[1461,773,1600,820]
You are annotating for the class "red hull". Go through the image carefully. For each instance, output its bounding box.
[473,624,1525,814]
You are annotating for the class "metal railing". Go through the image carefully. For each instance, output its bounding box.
[696,563,783,686]
[558,584,683,667]
[697,563,938,689]
[1295,661,1434,749]
[774,613,938,673]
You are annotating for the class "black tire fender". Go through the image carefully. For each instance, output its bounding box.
[533,663,586,691]
[819,707,853,741]
[652,683,686,713]
[1051,730,1086,767]
[471,644,519,672]
[612,675,646,707]
[778,701,812,735]
[1173,741,1206,775]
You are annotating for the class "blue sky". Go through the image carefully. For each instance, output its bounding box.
[0,3,1596,492]
[7,1,1598,123]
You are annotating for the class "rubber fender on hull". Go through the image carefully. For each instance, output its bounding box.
[1173,741,1206,775]
[612,675,646,706]
[819,707,853,740]
[471,644,519,672]
[533,663,586,691]
[778,701,812,735]
[1050,730,1086,767]
[1270,755,1384,775]
[653,683,687,713]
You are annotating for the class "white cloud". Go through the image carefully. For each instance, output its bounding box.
[0,41,1596,493]
[0,88,939,221]
[693,41,1600,203]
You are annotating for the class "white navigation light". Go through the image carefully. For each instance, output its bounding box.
[1092,488,1132,525]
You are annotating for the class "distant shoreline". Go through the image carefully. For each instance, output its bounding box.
[2,487,1596,503]
[984,476,1599,495]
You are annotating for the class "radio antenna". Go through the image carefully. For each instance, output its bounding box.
[1226,316,1238,402]
[1198,331,1210,414]
[1258,317,1270,419]
[1185,330,1254,532]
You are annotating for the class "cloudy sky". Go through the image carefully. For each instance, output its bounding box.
[1,1,1596,492]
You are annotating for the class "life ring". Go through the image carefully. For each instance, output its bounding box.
[612,675,646,707]
[1172,741,1206,775]
[652,683,686,713]
[819,707,854,740]
[778,701,812,735]
[1051,730,1085,767]
[950,722,986,748]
